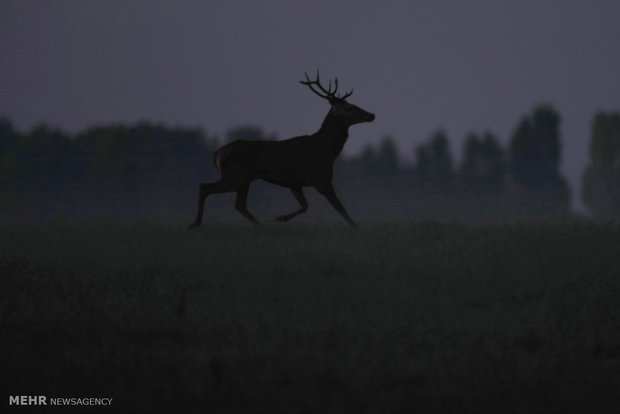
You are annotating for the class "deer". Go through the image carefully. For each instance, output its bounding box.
[189,71,375,228]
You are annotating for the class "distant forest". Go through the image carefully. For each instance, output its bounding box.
[1,107,619,223]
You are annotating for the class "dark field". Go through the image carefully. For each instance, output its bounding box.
[1,221,619,413]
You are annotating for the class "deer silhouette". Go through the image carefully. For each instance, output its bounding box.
[189,71,375,228]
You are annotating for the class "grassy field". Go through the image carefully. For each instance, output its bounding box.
[1,221,619,413]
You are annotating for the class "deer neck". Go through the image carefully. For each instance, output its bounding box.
[317,110,350,158]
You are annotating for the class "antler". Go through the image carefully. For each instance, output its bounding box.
[300,70,353,101]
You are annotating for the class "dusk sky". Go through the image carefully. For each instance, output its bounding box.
[2,1,620,211]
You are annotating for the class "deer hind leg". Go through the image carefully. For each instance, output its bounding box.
[316,183,356,226]
[275,187,308,222]
[189,179,236,229]
[235,184,261,226]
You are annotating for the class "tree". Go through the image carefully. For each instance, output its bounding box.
[75,126,131,190]
[376,136,399,176]
[414,130,454,193]
[352,136,399,179]
[508,108,560,185]
[506,106,570,218]
[0,118,20,211]
[225,126,276,143]
[0,117,16,158]
[460,132,505,197]
[4,125,77,219]
[582,112,620,218]
[0,117,18,179]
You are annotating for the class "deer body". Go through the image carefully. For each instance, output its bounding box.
[189,72,374,228]
[219,136,333,187]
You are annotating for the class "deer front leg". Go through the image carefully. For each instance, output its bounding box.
[275,187,308,222]
[315,183,356,226]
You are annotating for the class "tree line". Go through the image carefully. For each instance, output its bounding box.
[1,107,619,222]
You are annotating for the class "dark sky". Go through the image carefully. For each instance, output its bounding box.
[2,1,620,211]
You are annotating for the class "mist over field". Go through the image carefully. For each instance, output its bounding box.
[2,221,619,412]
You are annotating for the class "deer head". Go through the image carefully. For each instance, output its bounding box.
[300,71,375,125]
